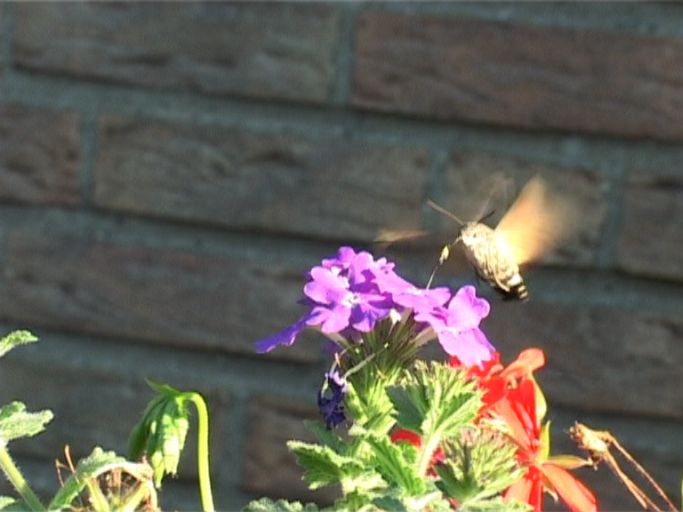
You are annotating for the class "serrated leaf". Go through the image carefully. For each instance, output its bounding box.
[0,402,52,445]
[372,488,450,512]
[365,435,423,496]
[458,496,531,512]
[436,429,522,506]
[242,498,320,512]
[388,362,481,444]
[385,387,422,433]
[49,447,124,510]
[0,331,37,358]
[304,420,346,454]
[287,441,363,490]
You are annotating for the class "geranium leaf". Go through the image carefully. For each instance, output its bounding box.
[242,498,320,512]
[365,434,424,495]
[287,441,363,490]
[0,402,52,444]
[0,331,37,358]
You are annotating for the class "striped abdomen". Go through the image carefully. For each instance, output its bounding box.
[459,222,529,301]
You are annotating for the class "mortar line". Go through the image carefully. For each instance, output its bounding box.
[4,69,683,173]
[3,203,680,314]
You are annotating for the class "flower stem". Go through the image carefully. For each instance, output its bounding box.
[0,446,45,511]
[417,433,442,477]
[186,393,215,512]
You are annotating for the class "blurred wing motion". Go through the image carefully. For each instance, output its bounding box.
[374,228,429,246]
[495,176,580,265]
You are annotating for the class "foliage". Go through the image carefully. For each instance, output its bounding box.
[2,245,676,511]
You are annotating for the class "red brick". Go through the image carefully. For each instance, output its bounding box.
[353,10,683,140]
[617,170,683,281]
[242,395,338,504]
[442,152,607,265]
[484,300,683,418]
[94,117,428,241]
[14,3,340,104]
[0,105,80,205]
[0,232,319,363]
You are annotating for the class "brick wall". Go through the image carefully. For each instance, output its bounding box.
[0,3,681,510]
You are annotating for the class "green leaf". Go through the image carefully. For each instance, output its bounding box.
[49,447,124,510]
[0,402,52,445]
[304,420,346,454]
[242,498,320,512]
[457,496,531,512]
[128,395,166,460]
[436,429,523,507]
[387,362,481,443]
[287,441,363,490]
[0,331,37,358]
[128,381,191,487]
[0,497,21,511]
[365,435,423,496]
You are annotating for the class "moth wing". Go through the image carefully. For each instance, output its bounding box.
[373,228,429,249]
[495,176,580,265]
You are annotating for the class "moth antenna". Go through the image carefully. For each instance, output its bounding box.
[426,199,465,226]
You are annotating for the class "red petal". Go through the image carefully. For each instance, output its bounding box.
[541,463,597,512]
[451,352,502,379]
[481,376,507,408]
[505,468,542,512]
[508,379,539,438]
[490,398,533,453]
[501,348,545,382]
[391,429,421,447]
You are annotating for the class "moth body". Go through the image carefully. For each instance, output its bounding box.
[459,222,529,301]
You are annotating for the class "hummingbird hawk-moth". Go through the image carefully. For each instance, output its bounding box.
[427,176,579,301]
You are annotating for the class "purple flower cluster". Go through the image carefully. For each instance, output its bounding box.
[255,247,495,367]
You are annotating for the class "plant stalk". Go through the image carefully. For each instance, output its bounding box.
[0,446,45,511]
[187,393,215,512]
[418,433,442,477]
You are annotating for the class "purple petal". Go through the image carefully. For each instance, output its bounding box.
[349,301,391,332]
[437,328,495,367]
[446,286,490,330]
[318,370,348,429]
[254,314,311,353]
[414,304,449,332]
[304,267,348,304]
[321,246,357,270]
[348,251,375,283]
[308,304,351,334]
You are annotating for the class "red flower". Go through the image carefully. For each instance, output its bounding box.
[453,349,597,512]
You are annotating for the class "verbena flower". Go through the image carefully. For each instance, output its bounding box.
[255,247,496,369]
[317,370,348,429]
[415,286,495,367]
[373,269,451,313]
